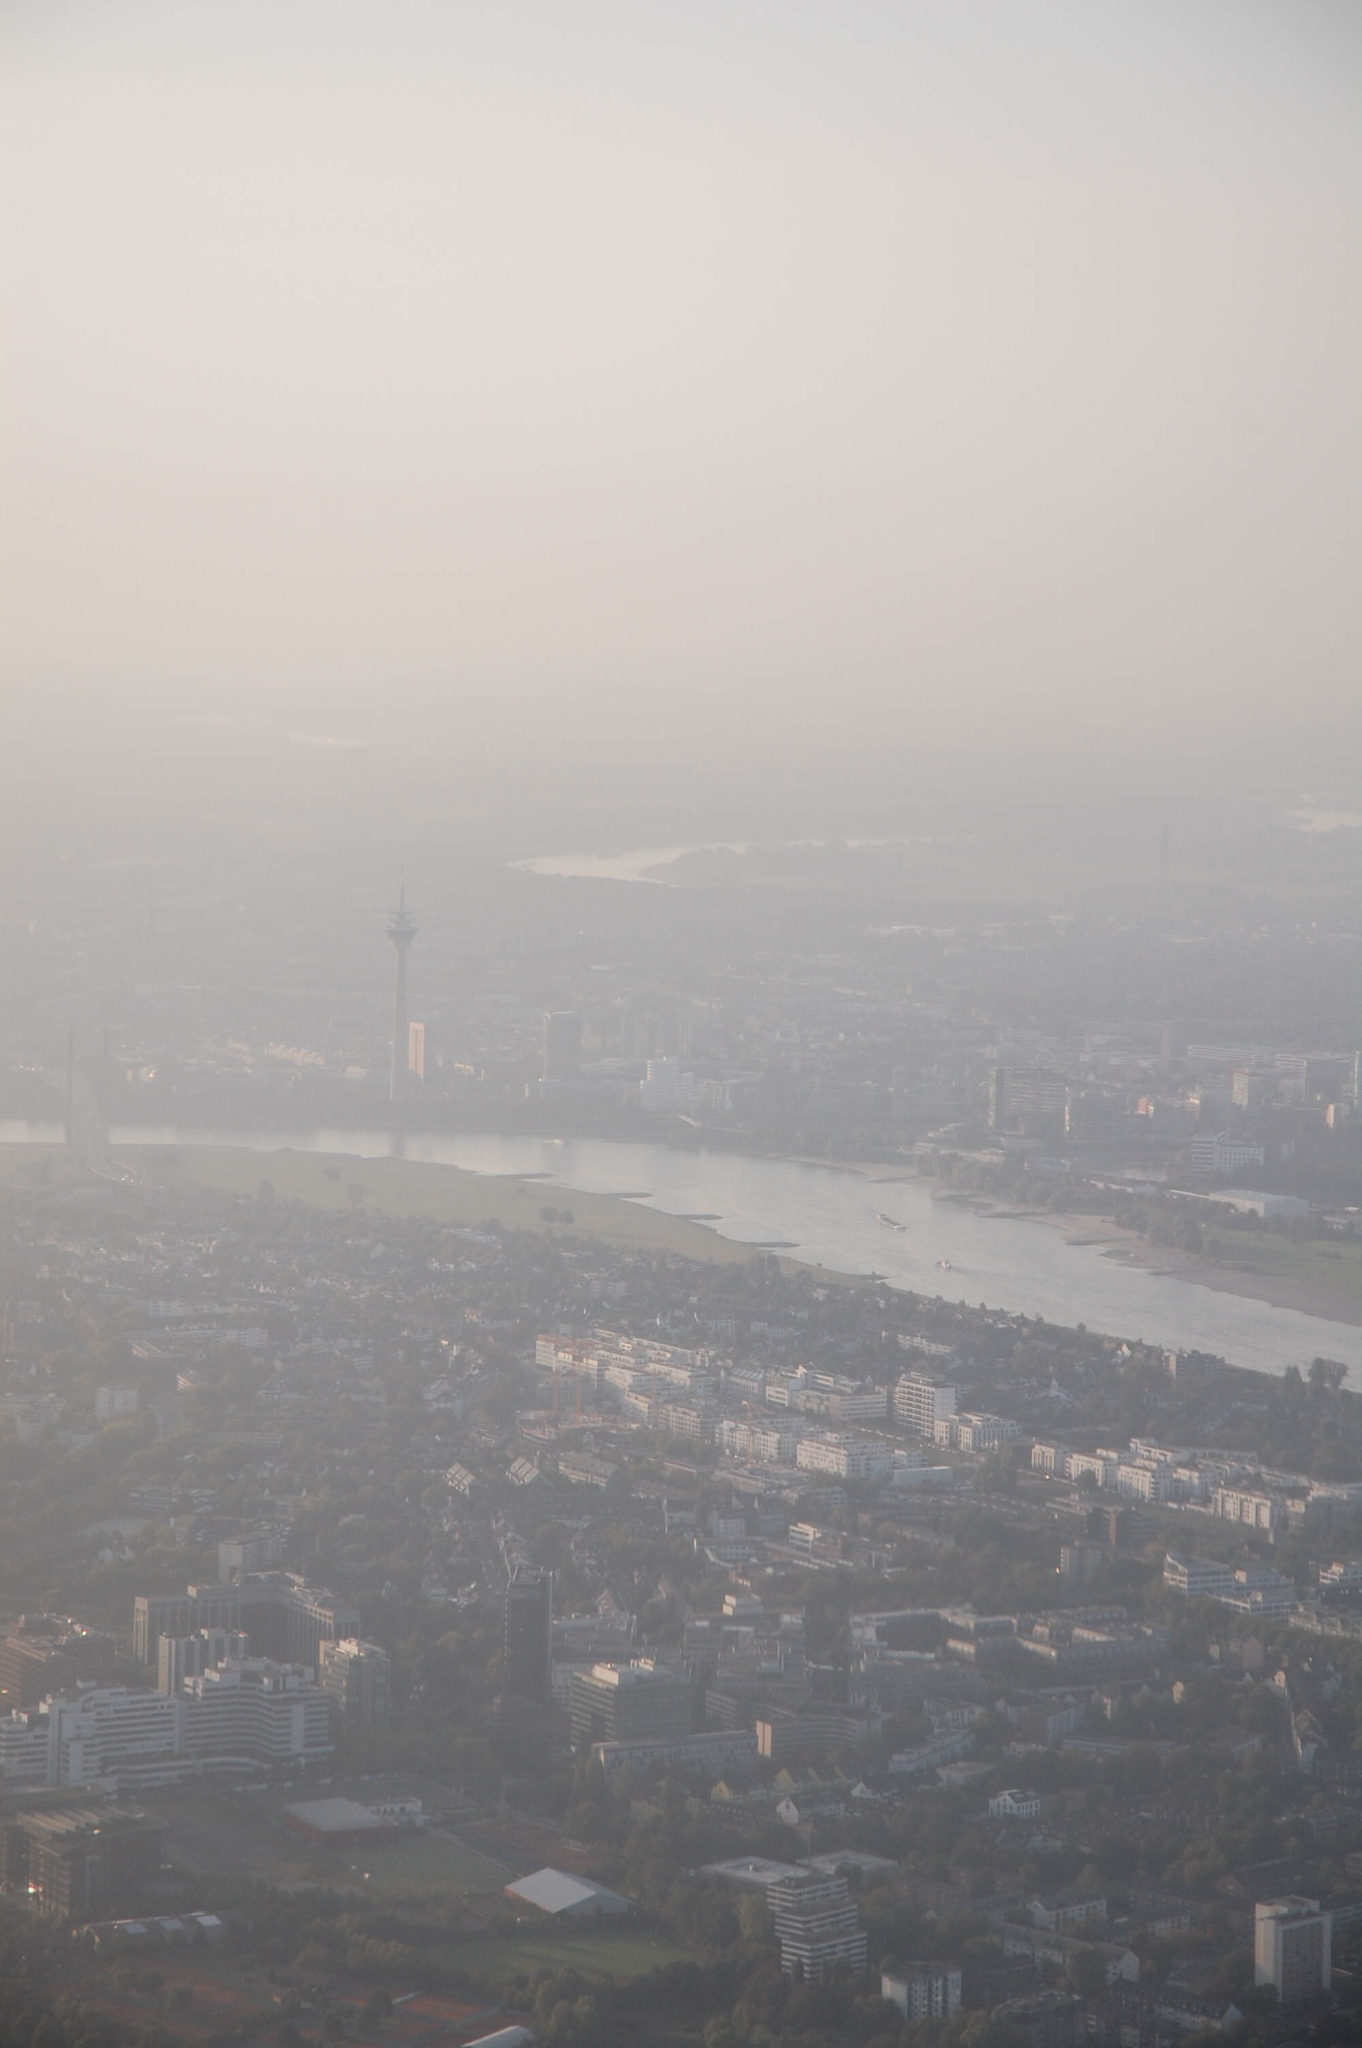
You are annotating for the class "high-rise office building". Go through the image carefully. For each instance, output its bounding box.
[157,1628,248,1697]
[541,1012,582,1082]
[38,1663,333,1794]
[217,1529,284,1582]
[1255,1896,1332,2001]
[133,1586,239,1666]
[767,1871,868,1984]
[180,1661,332,1773]
[569,1661,691,1751]
[319,1638,392,1726]
[0,1805,165,1921]
[134,1575,358,1676]
[989,1066,1067,1138]
[0,1617,112,1711]
[503,1568,552,1704]
[407,1020,426,1082]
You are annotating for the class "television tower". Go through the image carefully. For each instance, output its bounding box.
[387,875,417,1103]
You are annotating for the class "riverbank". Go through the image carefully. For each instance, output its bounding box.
[6,1127,1362,1377]
[927,1185,1362,1332]
[0,1140,758,1269]
[123,1145,760,1265]
[147,1148,1362,1338]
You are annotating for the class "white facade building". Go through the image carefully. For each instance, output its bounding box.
[796,1436,895,1481]
[1255,1897,1331,2001]
[1213,1487,1281,1532]
[894,1373,957,1436]
[717,1417,801,1466]
[881,1965,962,2022]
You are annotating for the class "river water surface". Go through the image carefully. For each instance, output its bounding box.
[5,1121,1359,1385]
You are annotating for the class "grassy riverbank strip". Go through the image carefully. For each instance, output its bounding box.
[10,1131,1362,1326]
[924,1179,1362,1328]
[119,1142,759,1265]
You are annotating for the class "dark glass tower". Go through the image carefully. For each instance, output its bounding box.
[503,1566,552,1703]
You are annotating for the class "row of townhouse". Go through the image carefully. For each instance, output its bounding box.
[535,1330,716,1396]
[1033,1439,1224,1504]
[1037,1436,1357,1530]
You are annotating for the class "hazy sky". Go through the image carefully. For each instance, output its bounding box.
[3,1,1360,763]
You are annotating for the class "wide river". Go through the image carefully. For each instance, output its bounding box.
[5,1121,1359,1386]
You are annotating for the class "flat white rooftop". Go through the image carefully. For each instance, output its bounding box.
[505,1867,632,1917]
[701,1855,807,1889]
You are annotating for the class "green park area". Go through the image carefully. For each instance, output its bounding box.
[143,1789,515,1903]
[1189,1225,1362,1317]
[454,1925,692,1984]
[354,1825,514,1900]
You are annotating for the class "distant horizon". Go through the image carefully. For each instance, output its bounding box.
[4,1,1360,764]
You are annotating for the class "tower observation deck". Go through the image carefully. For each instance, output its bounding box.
[387,879,417,1103]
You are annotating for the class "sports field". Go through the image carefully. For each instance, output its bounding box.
[457,1925,691,1983]
[144,1789,514,1901]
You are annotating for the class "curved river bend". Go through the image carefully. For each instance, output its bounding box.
[4,1122,1357,1386]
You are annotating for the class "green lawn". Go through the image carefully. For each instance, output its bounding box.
[358,1827,514,1898]
[116,1142,754,1264]
[457,1926,691,1983]
[1204,1230,1362,1304]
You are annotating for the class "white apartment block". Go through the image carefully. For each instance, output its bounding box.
[1162,1556,1294,1614]
[1114,1460,1169,1503]
[1221,1567,1296,1615]
[1033,1440,1176,1501]
[897,1334,955,1359]
[1190,1133,1267,1176]
[934,1411,1020,1453]
[1255,1897,1331,2001]
[1067,1450,1121,1487]
[882,1965,962,2022]
[31,1660,332,1794]
[989,1788,1041,1819]
[0,1712,56,1788]
[796,1435,895,1481]
[591,1729,759,1780]
[604,1363,651,1396]
[894,1373,957,1436]
[658,1403,716,1443]
[182,1659,332,1771]
[717,1417,801,1466]
[46,1687,189,1793]
[767,1368,885,1422]
[825,1388,889,1423]
[1163,1555,1234,1599]
[1213,1487,1280,1532]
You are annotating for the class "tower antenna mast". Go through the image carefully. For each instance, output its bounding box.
[387,873,417,1104]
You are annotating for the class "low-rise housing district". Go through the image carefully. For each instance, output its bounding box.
[0,1155,1360,2048]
